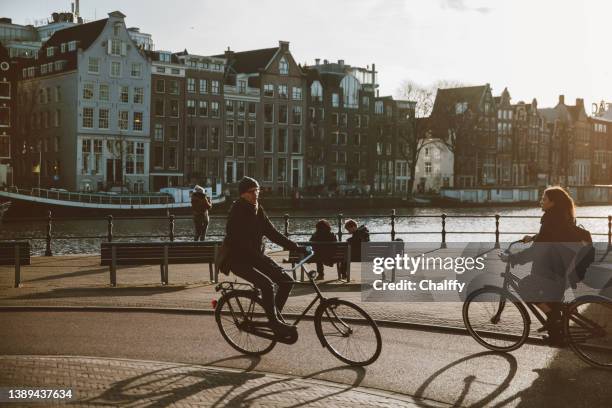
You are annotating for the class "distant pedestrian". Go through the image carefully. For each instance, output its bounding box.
[309,219,338,280]
[191,185,212,241]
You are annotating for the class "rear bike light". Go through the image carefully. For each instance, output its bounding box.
[211,299,218,309]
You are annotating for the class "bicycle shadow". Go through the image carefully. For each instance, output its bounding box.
[84,355,263,407]
[413,351,518,408]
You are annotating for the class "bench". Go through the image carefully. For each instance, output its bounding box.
[0,241,31,288]
[284,241,351,281]
[100,241,221,286]
[362,241,405,282]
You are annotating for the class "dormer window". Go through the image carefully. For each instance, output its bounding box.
[61,43,66,53]
[159,52,171,63]
[46,47,55,57]
[279,57,288,75]
[310,81,322,103]
[113,22,122,37]
[68,41,77,51]
[455,102,468,115]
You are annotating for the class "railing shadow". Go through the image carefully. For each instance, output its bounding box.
[6,286,189,300]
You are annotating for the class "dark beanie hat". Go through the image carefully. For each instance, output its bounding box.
[238,177,260,194]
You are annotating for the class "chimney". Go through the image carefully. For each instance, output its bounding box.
[315,58,320,66]
[75,0,80,19]
[279,40,289,51]
[323,59,328,64]
[576,98,584,109]
[338,59,344,67]
[371,63,376,88]
[558,94,565,105]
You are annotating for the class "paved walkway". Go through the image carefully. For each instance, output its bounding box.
[0,356,427,407]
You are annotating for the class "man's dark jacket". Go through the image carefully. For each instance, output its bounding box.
[347,225,370,261]
[310,229,338,267]
[191,192,211,217]
[225,198,297,264]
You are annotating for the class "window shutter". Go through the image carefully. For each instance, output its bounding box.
[121,42,127,56]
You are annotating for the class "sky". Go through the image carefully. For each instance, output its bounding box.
[5,0,611,111]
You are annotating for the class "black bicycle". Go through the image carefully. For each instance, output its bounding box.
[214,247,382,366]
[463,240,612,369]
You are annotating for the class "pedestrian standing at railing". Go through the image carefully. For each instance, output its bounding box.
[191,185,212,241]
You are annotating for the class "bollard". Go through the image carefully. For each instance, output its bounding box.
[608,215,611,248]
[494,214,500,249]
[391,209,396,241]
[284,214,289,237]
[337,213,343,241]
[45,210,53,256]
[441,213,447,249]
[107,215,114,242]
[169,214,175,241]
[14,245,21,288]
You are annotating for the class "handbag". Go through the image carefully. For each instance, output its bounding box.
[215,239,231,276]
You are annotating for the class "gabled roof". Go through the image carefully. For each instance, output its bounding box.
[214,47,278,73]
[431,85,488,115]
[45,18,108,50]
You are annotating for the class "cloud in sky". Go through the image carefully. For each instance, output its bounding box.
[4,0,610,108]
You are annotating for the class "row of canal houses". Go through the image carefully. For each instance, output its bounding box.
[1,10,611,199]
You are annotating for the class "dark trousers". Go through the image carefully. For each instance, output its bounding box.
[193,215,209,241]
[231,255,294,319]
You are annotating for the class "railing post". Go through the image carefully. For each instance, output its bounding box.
[45,210,53,256]
[169,214,175,242]
[284,213,289,237]
[391,209,396,241]
[608,215,612,248]
[107,215,114,242]
[441,213,447,249]
[494,214,501,249]
[337,213,343,241]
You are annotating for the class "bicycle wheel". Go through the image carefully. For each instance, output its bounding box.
[215,291,276,356]
[566,296,612,370]
[314,299,382,366]
[463,286,530,352]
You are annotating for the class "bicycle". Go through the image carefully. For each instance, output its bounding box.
[463,240,612,370]
[213,246,382,366]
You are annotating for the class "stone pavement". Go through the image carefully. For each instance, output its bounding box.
[0,253,474,330]
[0,356,429,407]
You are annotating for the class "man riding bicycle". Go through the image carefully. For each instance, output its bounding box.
[224,177,301,336]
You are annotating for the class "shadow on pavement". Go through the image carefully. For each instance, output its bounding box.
[289,282,362,296]
[23,267,108,283]
[414,351,518,408]
[6,286,189,299]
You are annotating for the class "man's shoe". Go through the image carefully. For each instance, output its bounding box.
[270,320,296,336]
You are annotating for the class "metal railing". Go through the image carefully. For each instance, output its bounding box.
[2,210,611,256]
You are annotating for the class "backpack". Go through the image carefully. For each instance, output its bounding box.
[569,224,595,287]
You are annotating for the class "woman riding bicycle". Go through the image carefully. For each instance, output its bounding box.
[502,186,578,345]
[224,177,302,336]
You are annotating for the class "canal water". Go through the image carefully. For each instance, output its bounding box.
[2,205,612,255]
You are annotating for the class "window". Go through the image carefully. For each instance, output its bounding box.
[82,139,91,174]
[310,81,322,102]
[154,146,164,168]
[156,79,165,93]
[94,140,103,174]
[248,102,256,116]
[187,78,196,93]
[99,84,109,101]
[55,86,61,102]
[120,86,129,103]
[154,123,164,141]
[292,87,302,100]
[238,80,246,94]
[339,132,347,145]
[47,46,54,57]
[279,57,288,75]
[168,125,178,141]
[264,158,273,181]
[340,75,360,108]
[156,66,165,73]
[187,100,196,116]
[278,158,287,181]
[69,41,77,51]
[279,105,288,124]
[211,101,220,117]
[199,79,207,93]
[278,84,288,99]
[88,57,99,73]
[292,128,301,153]
[264,104,274,123]
[211,80,220,94]
[83,83,94,99]
[236,120,245,137]
[210,127,220,149]
[226,120,234,137]
[187,126,196,149]
[131,63,142,78]
[198,100,208,116]
[225,100,234,115]
[133,112,143,131]
[54,109,61,127]
[292,106,302,125]
[238,101,246,115]
[247,142,255,157]
[168,147,177,168]
[236,142,245,157]
[341,113,347,127]
[425,162,432,174]
[332,113,338,126]
[264,84,274,97]
[361,96,370,109]
[110,61,121,77]
[199,126,208,149]
[225,142,234,157]
[170,100,179,117]
[248,122,256,138]
[125,142,134,174]
[82,108,93,128]
[98,109,109,129]
[134,87,144,104]
[455,102,468,114]
[169,80,179,95]
[110,38,121,55]
[264,128,274,152]
[118,111,128,130]
[375,101,384,114]
[332,93,339,107]
[171,68,180,75]
[154,99,164,116]
[278,128,287,152]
